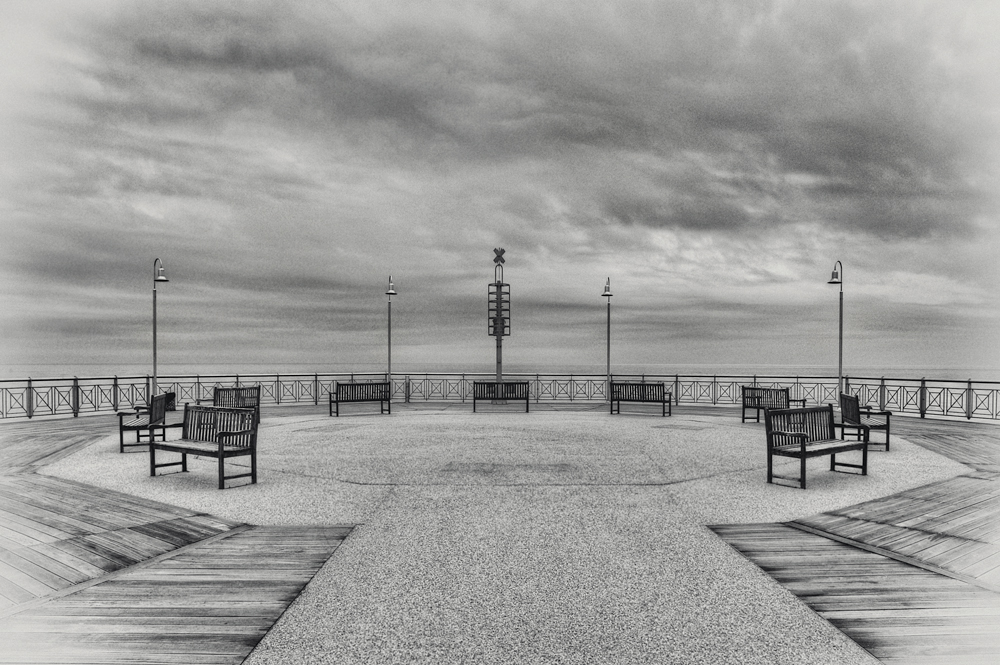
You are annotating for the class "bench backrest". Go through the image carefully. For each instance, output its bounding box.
[336,382,390,401]
[611,382,664,401]
[742,386,791,409]
[182,404,257,449]
[839,393,862,425]
[473,381,529,400]
[148,393,168,425]
[211,386,260,422]
[764,405,836,445]
[212,386,260,409]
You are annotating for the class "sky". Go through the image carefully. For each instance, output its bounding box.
[2,0,999,380]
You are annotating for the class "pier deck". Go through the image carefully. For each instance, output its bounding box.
[0,406,998,663]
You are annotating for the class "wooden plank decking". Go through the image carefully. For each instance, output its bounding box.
[0,415,353,664]
[714,415,1000,664]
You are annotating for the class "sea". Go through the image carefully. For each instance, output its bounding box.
[3,362,999,384]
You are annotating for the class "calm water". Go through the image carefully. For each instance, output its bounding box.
[4,362,999,383]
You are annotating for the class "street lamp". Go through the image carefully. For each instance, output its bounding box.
[827,261,843,395]
[386,276,396,400]
[602,278,613,401]
[152,258,169,396]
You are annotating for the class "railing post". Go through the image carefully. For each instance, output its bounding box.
[276,374,281,405]
[967,378,973,420]
[314,374,319,406]
[406,375,411,403]
[919,377,927,418]
[843,375,850,398]
[879,377,886,411]
[146,375,151,404]
[236,374,240,388]
[713,375,718,405]
[112,376,119,412]
[72,377,80,417]
[26,378,33,419]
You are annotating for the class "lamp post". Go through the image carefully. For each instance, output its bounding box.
[602,278,612,401]
[386,276,396,399]
[152,258,169,396]
[827,261,843,395]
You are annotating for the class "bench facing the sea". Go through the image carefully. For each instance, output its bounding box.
[329,381,391,416]
[472,381,530,412]
[610,382,671,416]
[741,386,806,423]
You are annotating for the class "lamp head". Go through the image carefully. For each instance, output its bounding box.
[386,276,397,297]
[602,277,612,298]
[153,259,169,283]
[827,261,842,285]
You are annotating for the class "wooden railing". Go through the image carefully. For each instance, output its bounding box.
[1,372,998,422]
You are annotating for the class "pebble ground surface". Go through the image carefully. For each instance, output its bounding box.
[44,402,970,664]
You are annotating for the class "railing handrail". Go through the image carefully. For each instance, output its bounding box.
[1,371,998,422]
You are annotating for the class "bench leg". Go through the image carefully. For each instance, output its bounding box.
[800,456,807,489]
[149,446,156,476]
[862,445,868,476]
[767,452,773,484]
[218,455,225,490]
[251,452,257,485]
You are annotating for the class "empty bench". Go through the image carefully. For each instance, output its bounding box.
[472,381,529,412]
[198,385,261,424]
[764,405,868,489]
[610,382,671,416]
[839,392,892,451]
[117,392,170,453]
[150,404,258,489]
[330,381,391,416]
[741,386,806,423]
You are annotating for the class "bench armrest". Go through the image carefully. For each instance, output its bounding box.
[789,398,806,407]
[216,428,256,446]
[118,406,150,417]
[860,407,892,416]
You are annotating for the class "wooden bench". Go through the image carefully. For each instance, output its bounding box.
[329,381,391,416]
[610,382,671,416]
[472,381,529,412]
[741,386,806,423]
[198,385,261,424]
[150,404,258,489]
[765,405,868,489]
[117,393,170,453]
[839,393,892,451]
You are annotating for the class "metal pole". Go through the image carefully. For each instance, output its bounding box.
[496,335,502,383]
[606,298,611,401]
[152,283,158,396]
[387,298,392,385]
[838,287,843,394]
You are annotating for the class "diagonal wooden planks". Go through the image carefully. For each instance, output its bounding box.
[712,523,1000,665]
[0,474,242,613]
[0,526,350,665]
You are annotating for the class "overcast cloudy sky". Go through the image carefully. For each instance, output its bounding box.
[2,0,998,379]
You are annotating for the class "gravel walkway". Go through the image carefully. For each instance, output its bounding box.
[44,404,969,664]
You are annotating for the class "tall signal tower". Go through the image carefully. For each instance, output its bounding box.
[488,248,510,382]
